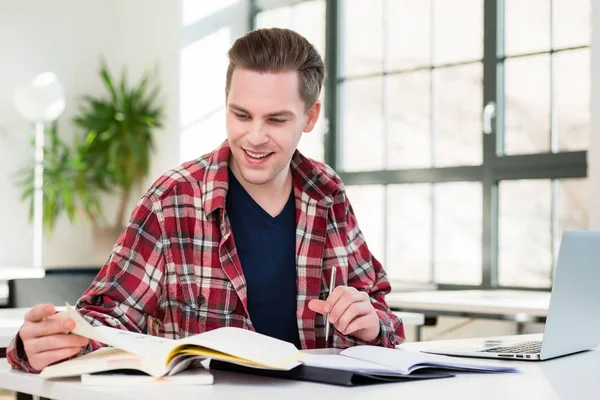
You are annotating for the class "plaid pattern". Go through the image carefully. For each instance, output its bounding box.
[7,141,405,373]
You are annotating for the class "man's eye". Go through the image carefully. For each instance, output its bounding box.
[270,118,286,124]
[235,112,250,120]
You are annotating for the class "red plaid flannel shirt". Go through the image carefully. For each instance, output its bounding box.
[7,141,405,373]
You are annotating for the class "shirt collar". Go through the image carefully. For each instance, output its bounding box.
[202,140,339,215]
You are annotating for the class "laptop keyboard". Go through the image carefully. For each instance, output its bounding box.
[478,341,542,354]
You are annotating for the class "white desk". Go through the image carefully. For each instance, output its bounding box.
[387,290,551,338]
[0,334,597,400]
[0,268,45,281]
[386,290,550,318]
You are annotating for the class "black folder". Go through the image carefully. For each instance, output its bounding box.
[209,360,455,387]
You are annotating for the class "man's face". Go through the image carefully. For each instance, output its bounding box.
[226,68,320,187]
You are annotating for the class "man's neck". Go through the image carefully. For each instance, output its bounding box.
[229,161,293,218]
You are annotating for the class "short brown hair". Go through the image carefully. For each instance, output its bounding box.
[226,28,326,111]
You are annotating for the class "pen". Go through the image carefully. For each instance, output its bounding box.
[325,267,336,347]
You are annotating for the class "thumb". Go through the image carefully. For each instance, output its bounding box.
[24,304,56,322]
[308,299,327,315]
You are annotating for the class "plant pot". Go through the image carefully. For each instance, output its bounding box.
[92,225,124,260]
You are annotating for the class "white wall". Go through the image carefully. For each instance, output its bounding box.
[590,2,600,229]
[0,0,180,269]
[116,0,181,191]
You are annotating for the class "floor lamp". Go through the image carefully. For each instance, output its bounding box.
[13,72,66,269]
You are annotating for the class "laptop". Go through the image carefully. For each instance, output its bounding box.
[424,230,600,361]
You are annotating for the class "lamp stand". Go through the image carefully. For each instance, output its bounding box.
[33,121,44,269]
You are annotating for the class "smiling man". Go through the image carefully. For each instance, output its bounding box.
[8,28,405,373]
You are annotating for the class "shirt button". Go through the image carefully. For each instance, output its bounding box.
[197,294,205,305]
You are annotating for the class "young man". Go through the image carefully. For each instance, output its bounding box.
[8,28,405,373]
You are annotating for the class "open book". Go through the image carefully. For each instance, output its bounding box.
[41,304,517,386]
[40,304,303,381]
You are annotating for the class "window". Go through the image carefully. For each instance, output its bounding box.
[328,0,590,289]
[252,0,590,289]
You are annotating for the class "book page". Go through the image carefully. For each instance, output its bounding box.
[66,303,176,364]
[175,327,302,370]
[340,346,519,374]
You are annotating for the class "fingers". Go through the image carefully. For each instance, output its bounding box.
[20,314,75,340]
[25,333,90,355]
[29,346,84,371]
[308,299,327,315]
[328,288,369,325]
[24,304,56,323]
[334,302,372,333]
[323,286,348,313]
[342,314,377,336]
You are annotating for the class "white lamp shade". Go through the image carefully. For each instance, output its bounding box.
[14,72,66,122]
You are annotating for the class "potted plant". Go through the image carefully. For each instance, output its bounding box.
[15,59,165,252]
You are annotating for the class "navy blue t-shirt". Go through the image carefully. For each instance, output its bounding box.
[226,169,301,348]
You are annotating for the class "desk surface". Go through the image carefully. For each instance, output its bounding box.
[0,267,45,281]
[387,290,550,318]
[1,334,597,400]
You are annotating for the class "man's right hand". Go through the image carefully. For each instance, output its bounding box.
[19,304,90,371]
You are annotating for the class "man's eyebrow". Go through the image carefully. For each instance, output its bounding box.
[228,104,295,118]
[229,104,250,114]
[265,110,295,118]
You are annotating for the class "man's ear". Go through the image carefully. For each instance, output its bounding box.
[303,101,321,133]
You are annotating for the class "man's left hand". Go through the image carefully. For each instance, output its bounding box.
[308,286,380,343]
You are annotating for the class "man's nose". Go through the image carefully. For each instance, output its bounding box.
[246,123,269,146]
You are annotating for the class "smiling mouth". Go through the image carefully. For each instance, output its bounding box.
[244,149,273,159]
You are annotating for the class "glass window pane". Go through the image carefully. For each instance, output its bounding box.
[341,0,384,77]
[255,6,292,28]
[289,0,326,60]
[182,0,240,27]
[436,63,483,166]
[435,0,483,65]
[345,185,385,262]
[388,0,432,70]
[434,182,482,285]
[386,184,432,282]
[499,180,552,288]
[505,0,551,56]
[555,0,591,49]
[556,49,590,151]
[504,55,551,155]
[340,77,384,171]
[387,71,431,169]
[558,178,589,234]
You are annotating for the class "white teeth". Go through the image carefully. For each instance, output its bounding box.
[245,150,270,159]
